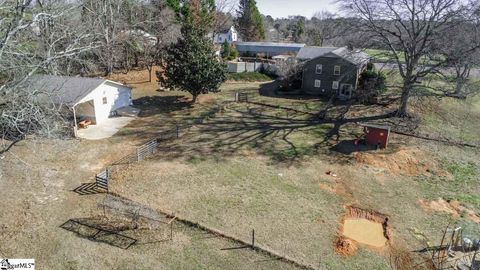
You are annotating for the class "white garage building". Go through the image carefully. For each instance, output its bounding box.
[32,75,133,133]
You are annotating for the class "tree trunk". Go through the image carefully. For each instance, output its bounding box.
[455,78,465,95]
[454,64,470,96]
[147,65,153,82]
[398,80,412,117]
[192,94,198,103]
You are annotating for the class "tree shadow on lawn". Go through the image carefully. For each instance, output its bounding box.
[152,103,396,164]
[61,216,174,249]
[133,95,193,118]
[258,80,326,101]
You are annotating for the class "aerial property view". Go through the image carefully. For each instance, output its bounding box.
[1,0,480,269]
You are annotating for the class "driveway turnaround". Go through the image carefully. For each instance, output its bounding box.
[76,117,134,140]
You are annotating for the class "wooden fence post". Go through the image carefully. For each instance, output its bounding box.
[252,229,255,248]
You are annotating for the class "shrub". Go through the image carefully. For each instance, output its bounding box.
[358,64,387,103]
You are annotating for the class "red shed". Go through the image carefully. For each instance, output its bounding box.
[363,124,391,149]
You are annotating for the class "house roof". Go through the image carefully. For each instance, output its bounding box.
[297,46,370,65]
[236,42,305,48]
[235,42,306,54]
[296,46,338,60]
[216,25,235,33]
[29,75,128,106]
[329,47,370,65]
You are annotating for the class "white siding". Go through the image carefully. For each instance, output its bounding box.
[76,81,132,125]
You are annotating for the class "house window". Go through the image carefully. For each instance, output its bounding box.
[315,64,323,74]
[314,80,321,88]
[332,81,339,90]
[102,97,107,104]
[334,65,341,75]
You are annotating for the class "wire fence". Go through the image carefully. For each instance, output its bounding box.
[93,125,184,192]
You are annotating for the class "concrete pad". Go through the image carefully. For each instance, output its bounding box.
[76,117,134,140]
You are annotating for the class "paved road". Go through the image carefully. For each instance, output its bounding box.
[374,62,480,78]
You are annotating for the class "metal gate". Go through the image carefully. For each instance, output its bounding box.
[96,168,109,191]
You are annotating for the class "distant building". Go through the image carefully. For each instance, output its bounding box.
[298,47,370,100]
[123,30,158,45]
[235,42,306,58]
[211,26,238,44]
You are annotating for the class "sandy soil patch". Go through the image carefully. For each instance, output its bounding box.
[343,218,387,248]
[418,198,480,224]
[337,206,390,255]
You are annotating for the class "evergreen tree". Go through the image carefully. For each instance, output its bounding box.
[236,0,265,41]
[358,63,387,103]
[292,19,305,42]
[157,24,226,103]
[221,40,231,59]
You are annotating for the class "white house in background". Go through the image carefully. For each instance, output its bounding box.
[123,29,158,45]
[211,26,238,44]
[31,75,133,133]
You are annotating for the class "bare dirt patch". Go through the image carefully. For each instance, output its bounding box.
[353,147,445,177]
[337,206,390,255]
[334,236,358,256]
[106,67,161,85]
[418,198,480,224]
[318,171,356,202]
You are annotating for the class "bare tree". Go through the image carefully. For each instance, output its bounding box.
[306,11,338,46]
[213,0,235,34]
[0,0,97,153]
[439,2,480,97]
[81,0,128,75]
[339,0,470,116]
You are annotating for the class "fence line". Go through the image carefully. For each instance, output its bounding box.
[103,193,318,270]
[92,127,173,191]
[95,168,109,191]
[92,122,193,191]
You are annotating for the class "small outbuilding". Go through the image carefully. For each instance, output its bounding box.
[362,124,391,149]
[31,75,133,135]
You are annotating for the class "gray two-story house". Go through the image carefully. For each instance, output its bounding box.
[297,47,370,100]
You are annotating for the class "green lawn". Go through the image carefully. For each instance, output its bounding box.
[109,81,480,269]
[226,72,275,82]
[365,48,444,64]
[420,94,480,142]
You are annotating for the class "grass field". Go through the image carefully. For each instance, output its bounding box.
[365,48,444,64]
[226,72,274,82]
[2,68,479,269]
[107,71,479,269]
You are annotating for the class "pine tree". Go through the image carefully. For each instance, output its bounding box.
[236,0,265,41]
